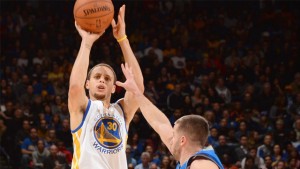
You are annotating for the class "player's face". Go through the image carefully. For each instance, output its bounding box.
[170,124,182,161]
[86,66,115,100]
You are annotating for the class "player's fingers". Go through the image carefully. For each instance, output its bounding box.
[120,63,128,77]
[118,15,123,25]
[124,63,130,73]
[121,5,125,21]
[124,63,133,78]
[115,81,124,87]
[111,19,116,28]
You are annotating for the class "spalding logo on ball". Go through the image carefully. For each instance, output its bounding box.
[74,0,114,33]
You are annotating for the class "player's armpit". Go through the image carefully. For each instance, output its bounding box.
[119,92,139,126]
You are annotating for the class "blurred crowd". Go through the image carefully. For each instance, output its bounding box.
[0,0,299,169]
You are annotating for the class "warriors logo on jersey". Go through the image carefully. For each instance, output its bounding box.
[92,110,125,155]
[71,100,128,169]
[94,117,122,149]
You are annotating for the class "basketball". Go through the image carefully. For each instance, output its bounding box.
[74,0,114,33]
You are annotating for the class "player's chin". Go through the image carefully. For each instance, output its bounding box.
[94,93,106,100]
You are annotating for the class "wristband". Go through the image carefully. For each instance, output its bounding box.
[117,35,127,42]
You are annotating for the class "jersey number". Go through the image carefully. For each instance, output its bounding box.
[107,122,117,131]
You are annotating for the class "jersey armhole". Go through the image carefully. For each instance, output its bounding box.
[116,99,128,133]
[187,153,222,169]
[71,100,91,133]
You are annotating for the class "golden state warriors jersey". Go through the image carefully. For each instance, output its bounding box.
[71,100,128,169]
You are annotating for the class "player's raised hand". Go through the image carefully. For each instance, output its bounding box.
[75,21,104,44]
[111,5,126,41]
[116,63,142,96]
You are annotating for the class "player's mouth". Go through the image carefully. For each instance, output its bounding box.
[97,85,105,91]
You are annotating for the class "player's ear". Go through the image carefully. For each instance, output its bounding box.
[85,80,90,90]
[111,84,116,94]
[180,136,187,146]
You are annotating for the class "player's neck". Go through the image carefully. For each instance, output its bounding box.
[103,101,111,108]
[101,97,111,108]
[180,145,202,165]
[90,95,111,108]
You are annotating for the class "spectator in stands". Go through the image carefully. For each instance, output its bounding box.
[56,119,72,150]
[215,135,235,164]
[293,118,300,143]
[170,48,186,70]
[215,77,231,104]
[45,128,59,146]
[21,127,40,169]
[144,39,163,63]
[241,147,266,169]
[264,155,273,169]
[273,119,288,148]
[37,119,48,139]
[234,135,249,164]
[167,83,185,111]
[242,155,258,169]
[57,141,72,166]
[135,152,152,169]
[126,144,137,167]
[160,155,172,169]
[208,127,219,147]
[271,144,288,164]
[273,160,286,169]
[43,144,69,169]
[32,139,50,169]
[290,73,300,94]
[235,121,249,141]
[257,134,273,158]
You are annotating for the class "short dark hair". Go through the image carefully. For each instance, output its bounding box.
[87,63,117,83]
[175,115,209,147]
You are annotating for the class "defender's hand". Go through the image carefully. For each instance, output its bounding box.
[116,63,142,96]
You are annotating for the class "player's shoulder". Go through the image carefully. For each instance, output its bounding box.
[190,158,219,169]
[114,98,124,107]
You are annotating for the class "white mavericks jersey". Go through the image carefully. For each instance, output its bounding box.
[71,99,128,169]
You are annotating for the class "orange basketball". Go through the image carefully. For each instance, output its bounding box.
[74,0,114,33]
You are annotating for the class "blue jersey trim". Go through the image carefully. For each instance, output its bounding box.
[176,149,224,169]
[71,100,91,133]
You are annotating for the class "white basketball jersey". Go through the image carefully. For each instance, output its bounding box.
[71,100,128,169]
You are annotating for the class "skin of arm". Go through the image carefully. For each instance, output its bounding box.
[68,23,104,131]
[136,94,173,150]
[111,5,144,126]
[116,64,172,151]
[117,64,220,169]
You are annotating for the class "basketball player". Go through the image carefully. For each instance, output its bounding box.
[68,5,144,169]
[116,64,224,169]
